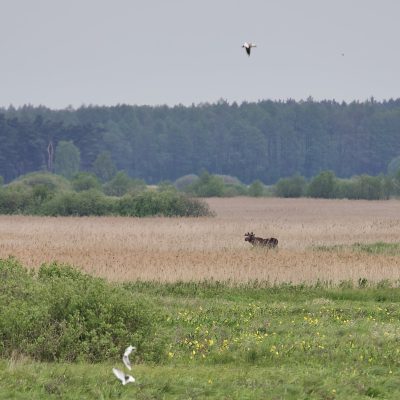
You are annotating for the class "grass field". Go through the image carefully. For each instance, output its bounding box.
[0,197,399,283]
[1,197,400,399]
[2,281,400,399]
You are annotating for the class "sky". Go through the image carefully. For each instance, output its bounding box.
[1,0,400,109]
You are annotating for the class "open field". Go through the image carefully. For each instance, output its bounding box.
[3,277,400,399]
[1,197,400,283]
[2,198,400,399]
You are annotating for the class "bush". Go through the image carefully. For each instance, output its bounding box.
[116,191,214,217]
[351,175,384,200]
[7,172,71,192]
[71,172,102,192]
[307,170,337,198]
[336,175,387,200]
[248,180,265,197]
[185,171,225,197]
[0,258,155,362]
[275,174,306,198]
[0,187,36,214]
[41,190,113,216]
[103,171,146,196]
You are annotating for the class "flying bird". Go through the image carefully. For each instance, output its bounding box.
[242,42,257,56]
[112,368,135,385]
[122,345,136,371]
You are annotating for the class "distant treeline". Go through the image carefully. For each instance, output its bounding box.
[1,98,400,184]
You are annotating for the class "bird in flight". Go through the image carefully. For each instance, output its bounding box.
[112,368,135,385]
[112,344,137,385]
[242,42,257,56]
[122,345,136,371]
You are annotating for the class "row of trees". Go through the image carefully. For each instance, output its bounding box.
[275,171,399,200]
[1,98,400,184]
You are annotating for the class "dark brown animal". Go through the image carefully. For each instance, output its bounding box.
[244,232,278,248]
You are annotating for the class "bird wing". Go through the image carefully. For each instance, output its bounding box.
[123,354,131,370]
[124,345,134,357]
[112,368,126,383]
[123,345,135,370]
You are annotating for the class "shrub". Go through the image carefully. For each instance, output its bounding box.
[352,175,384,200]
[0,187,36,214]
[185,171,225,197]
[248,180,265,197]
[41,190,113,216]
[0,258,155,362]
[307,170,337,198]
[275,174,306,198]
[7,172,71,192]
[116,191,214,217]
[103,171,146,196]
[71,172,102,192]
[336,175,386,200]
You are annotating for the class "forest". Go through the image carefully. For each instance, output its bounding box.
[1,98,400,184]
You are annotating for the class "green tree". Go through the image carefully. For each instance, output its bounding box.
[275,174,306,197]
[186,171,224,197]
[54,141,80,179]
[72,172,101,192]
[248,180,264,197]
[103,171,146,196]
[353,175,384,200]
[92,151,117,183]
[307,170,337,198]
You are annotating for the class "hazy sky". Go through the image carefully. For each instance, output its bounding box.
[1,0,400,109]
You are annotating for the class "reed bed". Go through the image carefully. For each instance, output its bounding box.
[1,197,400,283]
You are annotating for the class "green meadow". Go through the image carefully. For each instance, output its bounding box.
[1,258,400,399]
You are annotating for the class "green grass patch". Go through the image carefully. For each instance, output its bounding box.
[2,361,400,399]
[3,260,400,398]
[312,241,400,256]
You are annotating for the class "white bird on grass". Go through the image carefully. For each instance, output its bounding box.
[122,345,136,371]
[112,368,135,385]
[242,42,257,56]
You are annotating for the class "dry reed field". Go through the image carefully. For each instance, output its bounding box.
[1,197,400,283]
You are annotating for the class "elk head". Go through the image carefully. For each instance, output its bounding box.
[244,232,255,242]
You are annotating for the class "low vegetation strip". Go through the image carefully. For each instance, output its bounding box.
[0,188,213,217]
[3,263,400,398]
[313,241,400,256]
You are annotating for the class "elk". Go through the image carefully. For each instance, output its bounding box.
[244,232,278,248]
